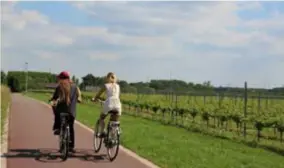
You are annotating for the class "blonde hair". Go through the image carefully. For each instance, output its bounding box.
[106,72,117,83]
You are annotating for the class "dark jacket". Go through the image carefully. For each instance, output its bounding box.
[50,84,81,118]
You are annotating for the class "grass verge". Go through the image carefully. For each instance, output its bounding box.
[1,85,11,141]
[25,92,284,168]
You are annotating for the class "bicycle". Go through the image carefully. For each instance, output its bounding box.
[58,113,71,161]
[48,100,70,161]
[91,98,121,162]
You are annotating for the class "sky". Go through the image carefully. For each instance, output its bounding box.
[1,1,284,88]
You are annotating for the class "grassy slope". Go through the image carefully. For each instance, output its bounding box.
[25,92,284,168]
[1,85,11,139]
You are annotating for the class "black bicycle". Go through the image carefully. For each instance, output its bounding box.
[58,113,70,161]
[92,98,121,161]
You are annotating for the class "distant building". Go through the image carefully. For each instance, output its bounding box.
[85,86,100,92]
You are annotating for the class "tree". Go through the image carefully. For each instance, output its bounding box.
[1,71,6,84]
[75,78,79,85]
[7,71,57,91]
[7,76,20,92]
[71,75,80,85]
[82,74,96,86]
[72,75,76,83]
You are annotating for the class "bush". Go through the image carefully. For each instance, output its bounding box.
[1,85,11,137]
[7,76,21,92]
[7,71,57,92]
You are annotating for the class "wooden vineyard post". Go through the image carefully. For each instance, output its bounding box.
[266,96,268,109]
[175,94,178,125]
[257,92,261,113]
[243,82,248,139]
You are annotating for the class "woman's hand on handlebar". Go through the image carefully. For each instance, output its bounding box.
[49,100,57,106]
[91,97,103,103]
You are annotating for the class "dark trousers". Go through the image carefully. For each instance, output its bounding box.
[68,115,75,148]
[52,106,61,130]
[52,107,75,149]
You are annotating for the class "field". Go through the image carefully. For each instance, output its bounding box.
[1,85,11,139]
[25,91,284,168]
[81,91,284,142]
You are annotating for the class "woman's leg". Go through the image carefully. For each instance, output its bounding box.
[99,105,109,134]
[99,113,107,134]
[52,106,56,130]
[53,106,61,135]
[68,115,75,150]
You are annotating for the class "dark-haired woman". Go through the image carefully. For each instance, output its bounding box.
[50,71,81,152]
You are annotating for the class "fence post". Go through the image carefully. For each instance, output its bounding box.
[266,96,268,109]
[257,92,261,113]
[175,93,178,125]
[175,94,178,108]
[171,91,174,106]
[243,81,248,139]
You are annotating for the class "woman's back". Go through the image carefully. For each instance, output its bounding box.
[105,83,120,99]
[57,84,78,116]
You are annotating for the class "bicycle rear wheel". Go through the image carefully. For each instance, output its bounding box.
[93,120,103,153]
[60,126,69,161]
[106,126,120,161]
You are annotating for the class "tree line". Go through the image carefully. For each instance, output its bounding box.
[1,70,283,96]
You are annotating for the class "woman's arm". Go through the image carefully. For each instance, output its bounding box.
[76,87,82,103]
[94,85,106,100]
[50,86,60,101]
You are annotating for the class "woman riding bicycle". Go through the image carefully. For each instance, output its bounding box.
[50,71,82,152]
[92,72,122,137]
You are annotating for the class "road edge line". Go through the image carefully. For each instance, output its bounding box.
[1,103,11,168]
[26,96,160,168]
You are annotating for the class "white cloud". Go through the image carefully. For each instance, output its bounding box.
[51,35,74,46]
[89,52,119,61]
[1,2,49,30]
[33,50,65,60]
[1,1,284,87]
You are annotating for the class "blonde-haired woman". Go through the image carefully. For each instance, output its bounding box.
[92,72,122,137]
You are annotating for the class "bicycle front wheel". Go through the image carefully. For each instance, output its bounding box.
[93,120,103,153]
[106,126,120,162]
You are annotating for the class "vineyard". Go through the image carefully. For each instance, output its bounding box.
[82,90,284,143]
[33,89,284,146]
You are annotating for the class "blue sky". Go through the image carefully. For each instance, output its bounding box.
[1,1,284,88]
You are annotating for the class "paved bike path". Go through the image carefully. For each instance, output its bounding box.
[4,94,157,168]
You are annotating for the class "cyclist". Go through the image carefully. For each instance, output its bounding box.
[92,72,122,137]
[49,76,60,134]
[50,71,82,152]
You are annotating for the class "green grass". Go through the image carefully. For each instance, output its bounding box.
[1,85,11,140]
[25,92,284,168]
